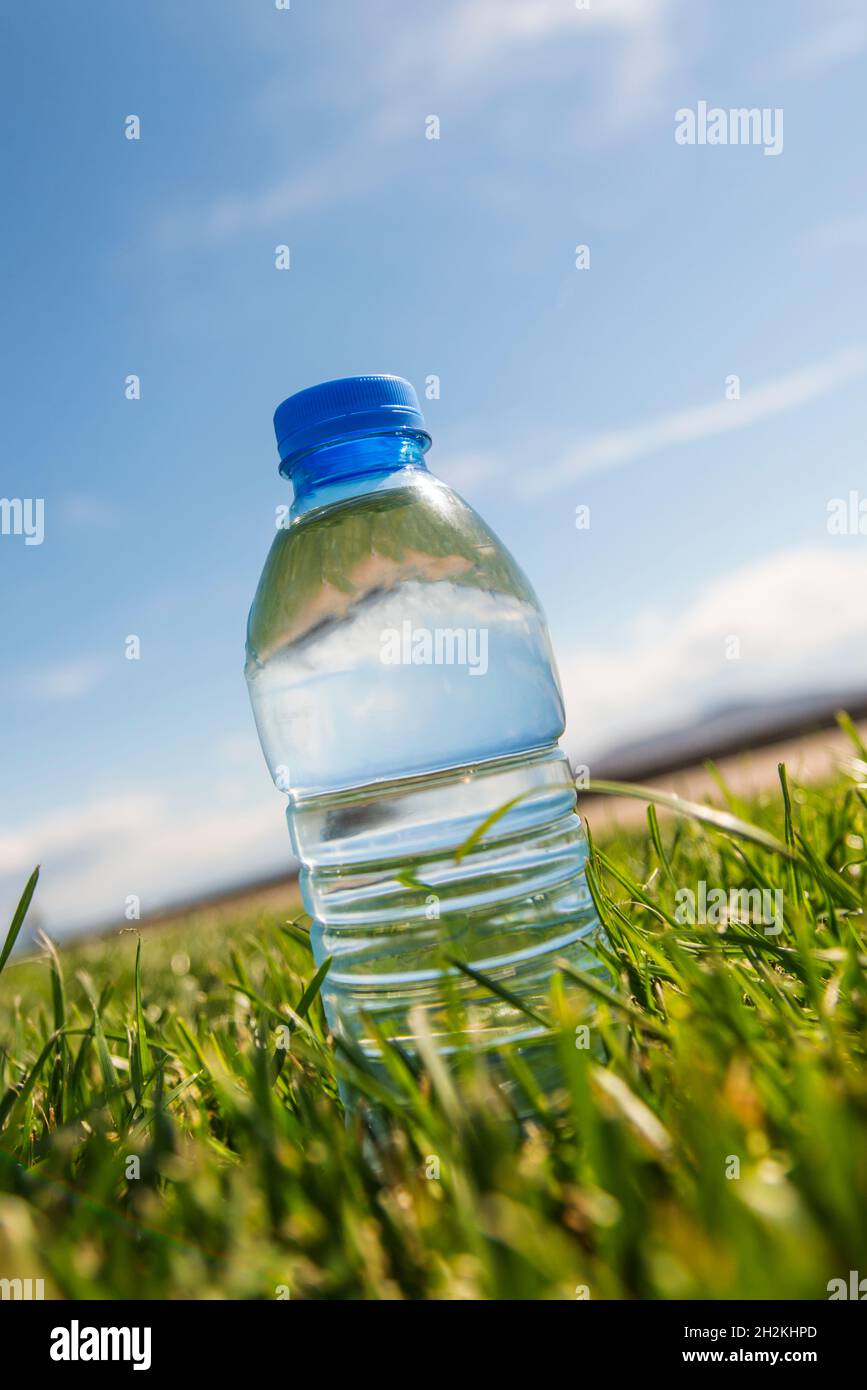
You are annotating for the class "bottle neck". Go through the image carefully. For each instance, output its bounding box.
[286,431,431,520]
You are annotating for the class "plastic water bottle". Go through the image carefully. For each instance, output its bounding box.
[245,376,602,1090]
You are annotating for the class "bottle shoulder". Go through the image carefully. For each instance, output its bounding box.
[246,473,539,665]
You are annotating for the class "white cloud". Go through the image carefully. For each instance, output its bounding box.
[218,729,264,768]
[800,213,867,255]
[560,545,867,758]
[515,346,867,495]
[771,4,867,80]
[154,0,683,248]
[418,0,683,136]
[0,794,162,876]
[0,785,288,937]
[413,0,675,87]
[446,451,502,494]
[21,658,109,702]
[60,496,120,529]
[153,167,335,249]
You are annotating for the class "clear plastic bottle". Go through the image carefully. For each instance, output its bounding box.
[245,376,602,1087]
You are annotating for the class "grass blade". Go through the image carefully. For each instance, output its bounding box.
[587,779,794,858]
[0,867,39,978]
[134,936,153,1092]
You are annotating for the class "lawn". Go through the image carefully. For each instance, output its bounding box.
[2,723,867,1300]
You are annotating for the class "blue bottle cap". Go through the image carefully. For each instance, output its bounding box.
[273,375,430,476]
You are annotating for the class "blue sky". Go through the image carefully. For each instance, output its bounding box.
[2,0,867,934]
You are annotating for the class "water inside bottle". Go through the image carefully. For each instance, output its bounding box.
[246,472,605,1086]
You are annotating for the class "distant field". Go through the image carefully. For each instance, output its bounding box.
[2,726,867,1299]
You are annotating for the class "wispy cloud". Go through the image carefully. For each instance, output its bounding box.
[153,0,684,249]
[800,213,867,255]
[60,496,120,530]
[770,3,867,80]
[407,0,677,93]
[515,346,867,495]
[560,545,867,759]
[153,167,337,250]
[20,658,109,702]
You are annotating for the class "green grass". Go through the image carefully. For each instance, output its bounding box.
[2,734,867,1300]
